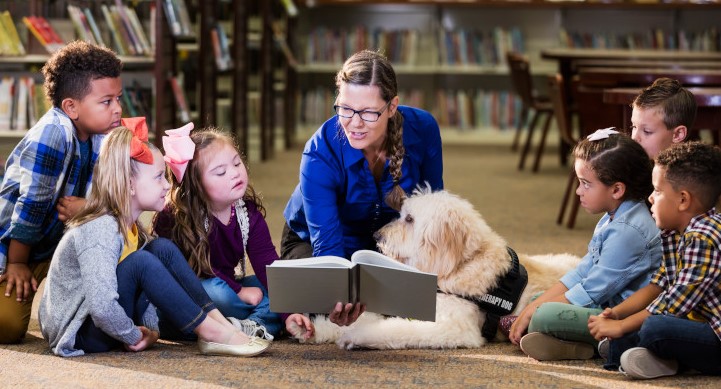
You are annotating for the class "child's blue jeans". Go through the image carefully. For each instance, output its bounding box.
[202,275,283,337]
[606,314,721,375]
[74,238,216,353]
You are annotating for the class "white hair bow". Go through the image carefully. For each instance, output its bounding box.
[587,127,619,141]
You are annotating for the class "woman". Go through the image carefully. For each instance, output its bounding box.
[281,50,444,330]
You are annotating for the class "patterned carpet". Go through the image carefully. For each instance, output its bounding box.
[3,141,720,388]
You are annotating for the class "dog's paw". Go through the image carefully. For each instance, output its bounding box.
[336,333,360,350]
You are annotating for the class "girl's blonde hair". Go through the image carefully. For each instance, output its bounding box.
[69,126,155,246]
[162,127,264,277]
[336,50,405,211]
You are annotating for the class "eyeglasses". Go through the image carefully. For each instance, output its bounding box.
[333,101,391,122]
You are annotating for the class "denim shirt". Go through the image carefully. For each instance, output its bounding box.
[560,200,662,308]
[284,106,443,259]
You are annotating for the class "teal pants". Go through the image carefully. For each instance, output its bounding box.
[528,302,603,345]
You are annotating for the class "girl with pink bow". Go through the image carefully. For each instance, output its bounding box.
[38,120,269,357]
[154,127,282,341]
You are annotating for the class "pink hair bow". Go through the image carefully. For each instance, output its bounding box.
[162,122,195,182]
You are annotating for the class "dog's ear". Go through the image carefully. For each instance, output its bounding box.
[417,208,465,279]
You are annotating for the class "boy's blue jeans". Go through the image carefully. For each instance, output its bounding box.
[606,314,721,375]
[74,238,216,353]
[202,275,283,337]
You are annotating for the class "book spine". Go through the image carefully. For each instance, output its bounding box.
[83,8,106,47]
[101,5,126,56]
[350,265,359,304]
[1,11,25,55]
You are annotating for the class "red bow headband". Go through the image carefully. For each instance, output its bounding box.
[121,117,153,164]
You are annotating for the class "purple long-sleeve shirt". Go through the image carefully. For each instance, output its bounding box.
[154,201,279,292]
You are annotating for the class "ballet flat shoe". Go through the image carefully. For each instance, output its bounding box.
[198,336,270,357]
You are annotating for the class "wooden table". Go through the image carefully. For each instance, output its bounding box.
[580,67,721,88]
[603,87,721,143]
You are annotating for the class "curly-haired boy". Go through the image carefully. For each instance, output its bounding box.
[589,142,721,379]
[0,41,123,343]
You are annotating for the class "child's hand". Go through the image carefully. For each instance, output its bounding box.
[588,314,623,341]
[509,302,538,345]
[286,314,315,340]
[57,196,86,222]
[125,326,159,352]
[2,263,38,302]
[598,307,618,320]
[237,286,263,306]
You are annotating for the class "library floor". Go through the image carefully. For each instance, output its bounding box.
[3,135,721,388]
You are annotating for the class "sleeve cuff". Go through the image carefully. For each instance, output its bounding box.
[7,222,43,245]
[564,283,594,307]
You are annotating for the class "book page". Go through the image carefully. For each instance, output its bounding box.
[357,265,437,322]
[268,255,352,269]
[351,250,431,274]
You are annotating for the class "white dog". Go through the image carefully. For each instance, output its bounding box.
[288,189,580,349]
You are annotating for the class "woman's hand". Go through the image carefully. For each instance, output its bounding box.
[328,302,365,327]
[237,286,263,306]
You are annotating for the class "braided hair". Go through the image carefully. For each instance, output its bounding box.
[336,50,406,210]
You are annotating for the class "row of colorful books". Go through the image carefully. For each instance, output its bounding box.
[0,77,50,132]
[560,27,720,51]
[304,26,420,66]
[298,88,521,131]
[67,3,152,56]
[438,27,524,66]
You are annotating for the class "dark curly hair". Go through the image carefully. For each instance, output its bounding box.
[656,142,721,210]
[573,130,653,202]
[632,77,697,130]
[41,41,123,108]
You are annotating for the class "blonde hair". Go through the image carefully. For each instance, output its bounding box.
[336,50,406,211]
[69,127,155,246]
[161,128,264,277]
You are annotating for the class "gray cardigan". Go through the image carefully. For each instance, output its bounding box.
[39,215,158,357]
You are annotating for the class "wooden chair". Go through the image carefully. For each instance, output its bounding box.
[548,74,582,229]
[506,52,554,172]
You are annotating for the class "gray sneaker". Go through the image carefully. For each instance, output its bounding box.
[597,338,610,360]
[619,347,678,379]
[228,317,274,341]
[520,332,595,361]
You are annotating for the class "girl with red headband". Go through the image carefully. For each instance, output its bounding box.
[38,121,269,358]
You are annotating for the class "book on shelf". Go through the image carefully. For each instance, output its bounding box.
[0,77,46,132]
[212,23,232,71]
[168,76,191,123]
[266,250,437,321]
[0,11,26,56]
[22,16,64,54]
[162,0,194,38]
[67,5,103,47]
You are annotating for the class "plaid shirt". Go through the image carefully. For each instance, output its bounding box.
[0,108,104,274]
[647,208,721,340]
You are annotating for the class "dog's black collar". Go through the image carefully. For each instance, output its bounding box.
[442,247,528,341]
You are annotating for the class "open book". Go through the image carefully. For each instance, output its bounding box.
[267,250,437,321]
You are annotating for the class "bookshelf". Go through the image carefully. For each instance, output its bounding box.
[194,0,296,161]
[0,0,186,147]
[294,0,721,134]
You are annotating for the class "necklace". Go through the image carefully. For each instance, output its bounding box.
[204,199,249,279]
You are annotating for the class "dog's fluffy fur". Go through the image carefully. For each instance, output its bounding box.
[288,189,580,350]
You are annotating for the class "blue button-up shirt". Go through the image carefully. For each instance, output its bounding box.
[560,200,662,308]
[0,107,103,274]
[284,106,443,259]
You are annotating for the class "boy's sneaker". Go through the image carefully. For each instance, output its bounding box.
[619,347,678,379]
[228,317,274,341]
[597,338,610,360]
[519,332,594,361]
